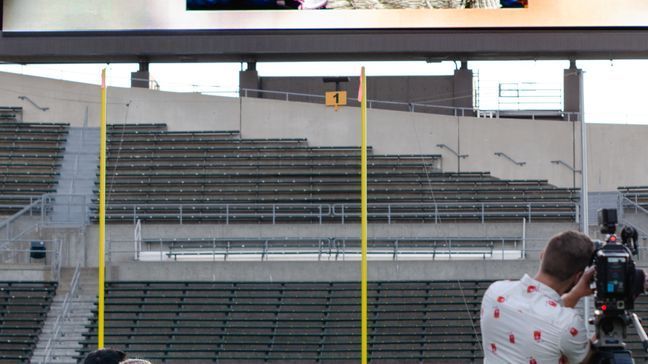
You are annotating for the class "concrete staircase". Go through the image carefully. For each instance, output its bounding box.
[51,127,99,225]
[31,268,97,364]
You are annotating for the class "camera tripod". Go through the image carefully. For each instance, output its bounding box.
[591,311,648,364]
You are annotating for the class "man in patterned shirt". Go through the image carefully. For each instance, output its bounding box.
[480,231,596,363]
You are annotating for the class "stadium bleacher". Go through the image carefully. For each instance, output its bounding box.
[94,124,578,224]
[0,122,69,216]
[0,281,57,364]
[74,280,648,363]
[78,280,488,363]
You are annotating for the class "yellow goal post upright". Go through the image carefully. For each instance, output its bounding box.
[98,68,107,348]
[359,66,368,364]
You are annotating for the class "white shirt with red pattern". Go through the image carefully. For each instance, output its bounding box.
[480,274,589,364]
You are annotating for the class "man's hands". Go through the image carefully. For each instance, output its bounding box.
[562,266,595,308]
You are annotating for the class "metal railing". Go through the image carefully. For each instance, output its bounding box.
[331,202,578,224]
[494,152,526,166]
[0,195,47,242]
[97,201,578,224]
[620,194,648,216]
[0,239,63,280]
[0,194,88,236]
[38,262,81,364]
[118,236,526,262]
[619,195,648,231]
[240,88,581,122]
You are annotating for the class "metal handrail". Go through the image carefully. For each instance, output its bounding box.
[621,195,648,216]
[39,262,81,364]
[128,235,529,262]
[436,144,468,159]
[98,203,332,225]
[0,197,45,247]
[96,201,578,224]
[0,196,44,231]
[332,201,578,224]
[494,152,526,166]
[17,95,49,111]
[239,87,581,121]
[551,160,581,173]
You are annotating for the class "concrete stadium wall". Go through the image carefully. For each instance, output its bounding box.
[258,75,457,113]
[0,71,647,190]
[109,260,538,282]
[80,221,578,267]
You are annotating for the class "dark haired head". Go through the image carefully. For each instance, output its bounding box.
[541,230,594,281]
[83,348,126,364]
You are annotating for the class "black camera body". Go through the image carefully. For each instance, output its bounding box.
[594,242,637,313]
[590,208,647,362]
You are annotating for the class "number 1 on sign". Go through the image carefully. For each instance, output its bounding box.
[325,91,347,111]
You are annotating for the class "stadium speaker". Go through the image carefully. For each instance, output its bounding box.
[30,241,46,259]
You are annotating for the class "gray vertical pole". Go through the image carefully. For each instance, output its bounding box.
[578,67,592,338]
[580,69,588,233]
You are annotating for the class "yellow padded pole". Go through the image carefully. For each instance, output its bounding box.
[98,68,107,348]
[360,66,368,364]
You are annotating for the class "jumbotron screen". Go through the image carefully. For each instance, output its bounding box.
[2,0,648,31]
[187,0,527,11]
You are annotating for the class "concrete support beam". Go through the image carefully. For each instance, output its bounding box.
[131,61,150,89]
[453,61,474,110]
[564,60,583,117]
[239,62,260,96]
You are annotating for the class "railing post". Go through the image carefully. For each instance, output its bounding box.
[522,218,527,259]
[318,240,322,261]
[393,240,398,261]
[448,239,452,260]
[434,204,438,224]
[528,204,532,223]
[481,203,485,224]
[318,205,322,225]
[179,206,183,225]
[341,205,345,225]
[387,204,391,224]
[575,203,580,225]
[133,206,137,225]
[41,197,45,226]
[226,204,229,225]
[272,205,276,225]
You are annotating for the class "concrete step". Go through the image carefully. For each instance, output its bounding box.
[33,267,97,364]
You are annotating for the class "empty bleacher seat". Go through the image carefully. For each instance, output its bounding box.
[0,281,57,364]
[78,280,488,363]
[0,123,69,216]
[96,123,577,224]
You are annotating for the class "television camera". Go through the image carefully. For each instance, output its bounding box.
[591,208,648,363]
